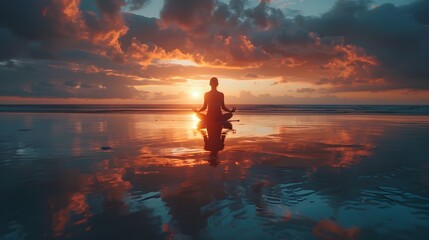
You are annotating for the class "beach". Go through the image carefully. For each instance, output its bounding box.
[1,107,429,240]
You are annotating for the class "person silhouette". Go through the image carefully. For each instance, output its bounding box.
[192,77,236,122]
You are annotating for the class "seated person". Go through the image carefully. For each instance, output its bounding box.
[193,77,236,122]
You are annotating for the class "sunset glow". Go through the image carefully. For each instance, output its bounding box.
[191,91,201,99]
[0,0,428,104]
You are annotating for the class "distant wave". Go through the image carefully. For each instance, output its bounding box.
[1,104,429,115]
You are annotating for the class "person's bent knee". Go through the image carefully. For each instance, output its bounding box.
[196,113,207,121]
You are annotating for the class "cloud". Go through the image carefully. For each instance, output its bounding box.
[0,29,28,61]
[0,0,134,60]
[401,0,429,25]
[229,0,247,16]
[0,0,80,40]
[245,0,285,29]
[244,72,259,78]
[296,87,316,93]
[304,0,429,90]
[94,0,125,16]
[160,0,216,34]
[0,59,158,99]
[150,91,187,100]
[227,90,342,104]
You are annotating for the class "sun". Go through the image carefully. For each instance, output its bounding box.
[191,91,200,99]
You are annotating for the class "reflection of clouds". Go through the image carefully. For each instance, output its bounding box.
[3,113,429,239]
[51,193,92,237]
[312,219,359,240]
[94,160,132,190]
[137,148,207,167]
[228,115,381,168]
[46,172,95,238]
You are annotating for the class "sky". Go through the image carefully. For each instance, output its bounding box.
[1,0,429,104]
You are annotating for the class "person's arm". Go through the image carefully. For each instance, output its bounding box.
[221,93,236,112]
[193,93,207,112]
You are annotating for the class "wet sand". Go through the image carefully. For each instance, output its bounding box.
[1,112,429,239]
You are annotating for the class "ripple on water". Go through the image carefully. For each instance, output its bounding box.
[278,183,317,206]
[356,164,429,213]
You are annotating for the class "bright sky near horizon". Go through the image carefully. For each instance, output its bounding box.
[1,0,429,104]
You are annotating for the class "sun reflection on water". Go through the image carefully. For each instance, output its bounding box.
[191,113,200,129]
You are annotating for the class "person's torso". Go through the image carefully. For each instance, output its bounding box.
[206,91,223,117]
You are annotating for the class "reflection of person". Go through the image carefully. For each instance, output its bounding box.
[198,121,233,167]
[192,77,236,122]
[204,123,225,166]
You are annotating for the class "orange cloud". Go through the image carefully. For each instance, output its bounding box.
[324,45,378,81]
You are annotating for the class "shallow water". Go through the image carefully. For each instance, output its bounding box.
[1,113,429,240]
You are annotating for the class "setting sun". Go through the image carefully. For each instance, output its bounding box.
[191,91,200,99]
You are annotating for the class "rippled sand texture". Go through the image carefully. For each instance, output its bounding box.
[1,113,429,240]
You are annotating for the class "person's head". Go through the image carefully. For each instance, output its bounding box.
[210,77,218,88]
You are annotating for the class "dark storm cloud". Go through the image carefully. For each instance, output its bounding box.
[0,0,149,61]
[94,0,125,16]
[245,0,285,28]
[401,0,429,25]
[0,0,77,40]
[0,29,28,61]
[229,0,247,16]
[160,0,216,32]
[120,13,188,52]
[146,0,324,65]
[303,0,429,89]
[0,0,99,59]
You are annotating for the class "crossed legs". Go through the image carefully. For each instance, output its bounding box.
[196,112,233,122]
